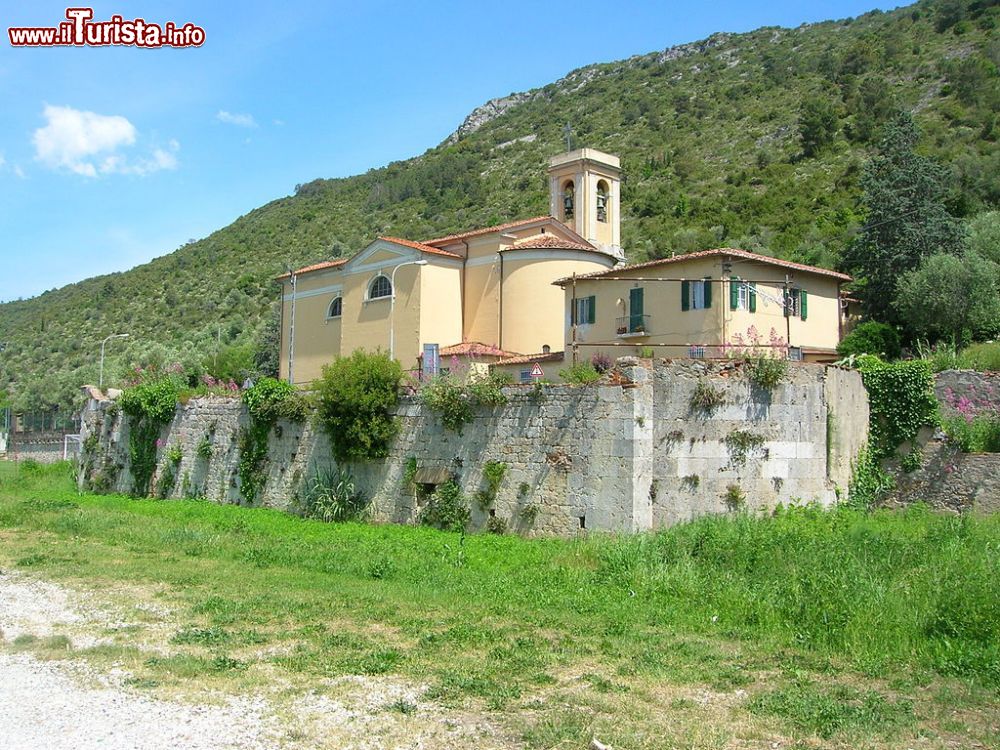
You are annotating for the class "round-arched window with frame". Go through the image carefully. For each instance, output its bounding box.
[368,275,392,300]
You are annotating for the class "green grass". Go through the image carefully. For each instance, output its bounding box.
[923,341,1000,373]
[1,460,999,748]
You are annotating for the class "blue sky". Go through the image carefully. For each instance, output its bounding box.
[0,0,897,302]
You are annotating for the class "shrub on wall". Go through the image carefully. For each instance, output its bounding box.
[118,377,179,497]
[315,351,403,462]
[419,480,470,533]
[237,376,308,505]
[421,371,510,433]
[559,363,602,384]
[857,356,938,460]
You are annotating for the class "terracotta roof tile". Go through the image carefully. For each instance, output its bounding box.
[554,248,852,284]
[378,236,463,259]
[495,351,565,366]
[438,342,516,358]
[276,258,347,279]
[509,235,597,252]
[423,216,554,246]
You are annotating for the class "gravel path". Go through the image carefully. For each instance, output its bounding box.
[0,652,278,750]
[0,571,279,750]
[0,570,515,750]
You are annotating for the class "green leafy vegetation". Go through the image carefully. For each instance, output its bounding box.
[314,351,402,462]
[723,430,766,467]
[1,461,998,749]
[420,372,509,433]
[299,467,370,522]
[558,362,602,384]
[857,356,939,460]
[419,480,470,533]
[236,377,303,505]
[837,321,902,359]
[118,376,179,497]
[4,0,999,411]
[743,354,788,391]
[942,413,1000,453]
[689,379,726,413]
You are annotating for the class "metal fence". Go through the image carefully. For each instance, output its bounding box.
[8,410,80,434]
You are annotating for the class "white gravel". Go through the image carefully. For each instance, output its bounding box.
[0,652,278,750]
[0,571,280,749]
[0,571,516,749]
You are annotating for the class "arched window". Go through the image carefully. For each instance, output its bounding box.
[562,181,575,221]
[368,275,392,300]
[327,297,342,319]
[596,180,609,223]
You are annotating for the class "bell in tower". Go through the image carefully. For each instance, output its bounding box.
[548,148,623,260]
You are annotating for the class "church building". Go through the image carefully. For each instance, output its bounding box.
[277,149,624,384]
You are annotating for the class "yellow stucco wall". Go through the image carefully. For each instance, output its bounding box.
[563,255,844,365]
[501,252,615,354]
[278,225,616,385]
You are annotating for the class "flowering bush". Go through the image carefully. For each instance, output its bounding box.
[727,326,789,391]
[940,385,1000,452]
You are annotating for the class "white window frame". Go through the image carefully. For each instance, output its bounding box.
[367,274,392,301]
[736,282,750,311]
[326,296,343,319]
[692,280,708,309]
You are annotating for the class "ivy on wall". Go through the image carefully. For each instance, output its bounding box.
[238,377,304,505]
[857,356,939,460]
[848,355,939,509]
[118,379,179,497]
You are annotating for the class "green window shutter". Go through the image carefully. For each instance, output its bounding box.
[681,280,690,311]
[587,296,596,325]
[703,277,712,309]
[729,276,738,310]
[749,283,757,313]
[800,290,808,320]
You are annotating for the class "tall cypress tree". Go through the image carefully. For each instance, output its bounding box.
[843,112,963,324]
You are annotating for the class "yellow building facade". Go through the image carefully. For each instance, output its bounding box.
[278,149,624,384]
[556,249,851,365]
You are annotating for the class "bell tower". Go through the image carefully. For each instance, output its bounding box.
[548,148,622,259]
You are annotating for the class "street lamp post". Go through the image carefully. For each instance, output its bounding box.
[389,259,428,361]
[99,333,130,389]
[284,265,298,384]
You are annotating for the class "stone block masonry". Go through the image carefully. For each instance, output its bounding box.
[80,361,869,536]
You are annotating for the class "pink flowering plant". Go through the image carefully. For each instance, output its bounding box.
[725,326,789,390]
[941,385,1000,453]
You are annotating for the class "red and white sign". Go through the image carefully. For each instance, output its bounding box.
[529,363,544,378]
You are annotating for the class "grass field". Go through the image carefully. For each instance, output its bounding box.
[1,460,998,749]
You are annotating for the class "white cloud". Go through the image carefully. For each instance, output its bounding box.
[13,165,25,179]
[32,105,177,177]
[216,110,257,128]
[0,152,5,169]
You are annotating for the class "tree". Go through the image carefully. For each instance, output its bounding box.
[837,321,902,359]
[845,76,897,143]
[253,305,281,379]
[799,96,839,157]
[893,251,1000,344]
[967,211,1000,265]
[842,113,963,325]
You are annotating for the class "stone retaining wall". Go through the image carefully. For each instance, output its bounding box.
[80,361,869,536]
[889,439,1000,514]
[935,370,1000,417]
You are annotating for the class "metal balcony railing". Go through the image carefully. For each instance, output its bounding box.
[616,314,651,337]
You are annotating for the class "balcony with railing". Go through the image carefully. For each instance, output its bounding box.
[616,314,651,338]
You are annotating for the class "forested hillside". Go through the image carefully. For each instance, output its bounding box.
[2,0,998,410]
